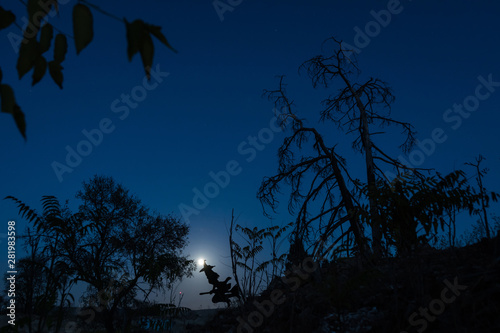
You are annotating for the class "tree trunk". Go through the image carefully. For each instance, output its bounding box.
[478,171,491,239]
[329,153,370,257]
[309,127,370,259]
[360,113,383,258]
[340,73,382,258]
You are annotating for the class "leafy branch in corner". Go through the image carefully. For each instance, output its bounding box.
[0,0,177,140]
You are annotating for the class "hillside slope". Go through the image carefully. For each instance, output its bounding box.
[188,233,500,333]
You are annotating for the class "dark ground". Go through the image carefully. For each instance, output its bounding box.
[187,234,500,333]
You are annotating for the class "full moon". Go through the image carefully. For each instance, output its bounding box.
[197,258,205,266]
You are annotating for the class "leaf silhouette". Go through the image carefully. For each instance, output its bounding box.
[125,19,145,61]
[140,32,154,79]
[48,60,63,89]
[0,84,15,115]
[17,38,39,79]
[0,6,15,30]
[0,86,26,139]
[11,105,26,139]
[53,34,67,63]
[146,24,177,53]
[26,0,43,33]
[32,56,47,86]
[126,19,178,79]
[4,196,41,224]
[39,23,53,54]
[72,4,94,55]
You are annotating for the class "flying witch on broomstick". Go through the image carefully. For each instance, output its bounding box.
[199,261,239,306]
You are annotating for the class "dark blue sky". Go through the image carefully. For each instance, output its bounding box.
[1,0,500,309]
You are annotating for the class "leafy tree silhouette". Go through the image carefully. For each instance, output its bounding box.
[3,196,76,332]
[6,175,194,333]
[228,210,290,304]
[362,170,491,256]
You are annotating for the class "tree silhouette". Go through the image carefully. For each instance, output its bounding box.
[228,210,290,304]
[4,196,76,333]
[466,155,498,239]
[363,170,487,256]
[258,37,484,262]
[259,75,370,260]
[299,37,424,257]
[6,175,194,333]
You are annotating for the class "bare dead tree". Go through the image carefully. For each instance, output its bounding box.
[259,76,371,261]
[298,37,427,257]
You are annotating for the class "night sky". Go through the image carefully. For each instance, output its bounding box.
[1,0,500,309]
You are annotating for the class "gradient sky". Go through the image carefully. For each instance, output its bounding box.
[1,0,500,309]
